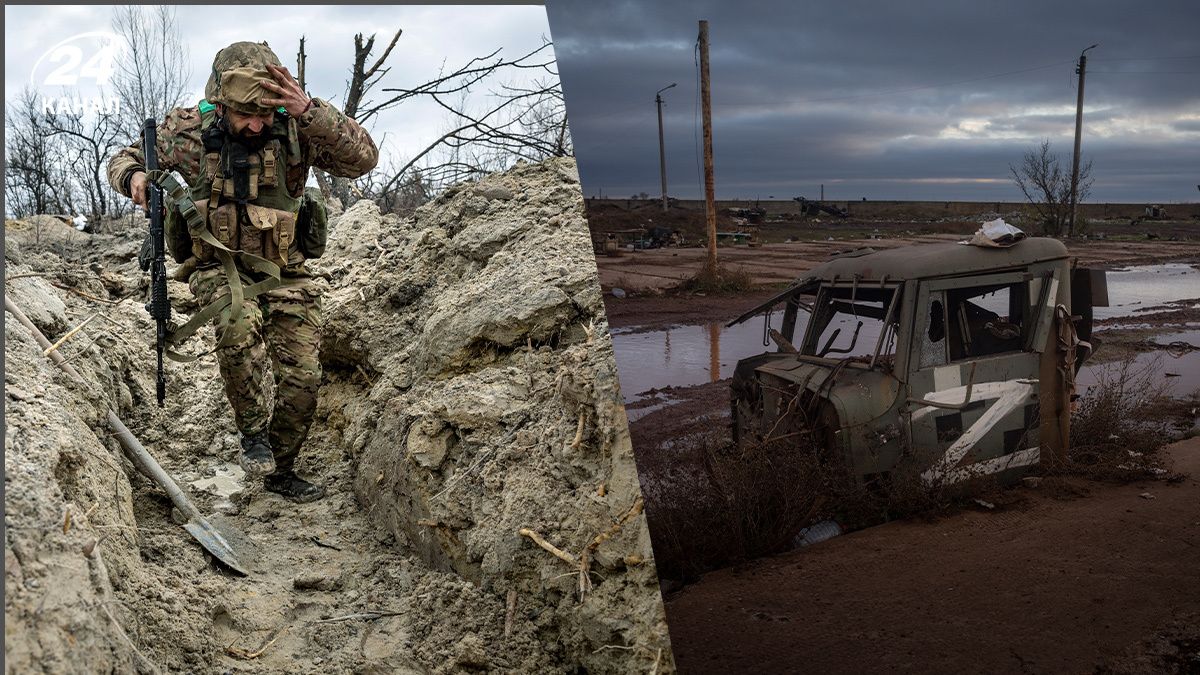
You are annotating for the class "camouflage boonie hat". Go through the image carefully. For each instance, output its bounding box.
[205,41,282,116]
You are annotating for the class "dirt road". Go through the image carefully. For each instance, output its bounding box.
[663,438,1200,674]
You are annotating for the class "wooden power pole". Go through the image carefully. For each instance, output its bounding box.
[1068,44,1097,236]
[699,20,718,277]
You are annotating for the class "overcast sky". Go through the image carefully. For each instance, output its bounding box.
[546,0,1200,203]
[5,4,552,176]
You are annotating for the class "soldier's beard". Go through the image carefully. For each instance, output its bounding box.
[232,128,270,152]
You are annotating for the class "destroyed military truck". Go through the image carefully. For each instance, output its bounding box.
[728,238,1106,488]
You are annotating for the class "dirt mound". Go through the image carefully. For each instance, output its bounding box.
[5,157,672,673]
[5,236,223,673]
[318,157,671,671]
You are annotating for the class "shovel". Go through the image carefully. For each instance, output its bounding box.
[6,294,252,576]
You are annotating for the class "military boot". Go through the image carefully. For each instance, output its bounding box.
[263,470,325,504]
[239,430,276,476]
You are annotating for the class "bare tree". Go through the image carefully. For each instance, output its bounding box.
[362,38,571,207]
[303,30,569,215]
[40,106,127,226]
[1010,139,1093,237]
[313,30,403,207]
[4,88,78,220]
[111,6,191,136]
[344,30,403,123]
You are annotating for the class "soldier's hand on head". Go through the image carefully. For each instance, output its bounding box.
[262,64,313,118]
[130,171,149,212]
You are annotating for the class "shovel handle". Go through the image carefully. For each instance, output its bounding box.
[5,294,200,520]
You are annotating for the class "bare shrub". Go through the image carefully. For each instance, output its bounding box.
[645,428,972,584]
[676,263,753,294]
[644,430,831,582]
[1065,354,1178,480]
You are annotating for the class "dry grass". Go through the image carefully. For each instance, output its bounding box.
[644,423,965,583]
[675,263,754,294]
[1062,354,1183,480]
[642,429,833,582]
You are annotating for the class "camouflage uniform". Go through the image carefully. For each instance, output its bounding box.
[108,42,377,475]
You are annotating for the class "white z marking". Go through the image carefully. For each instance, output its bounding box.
[914,379,1037,486]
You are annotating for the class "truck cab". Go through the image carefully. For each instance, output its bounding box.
[729,238,1103,488]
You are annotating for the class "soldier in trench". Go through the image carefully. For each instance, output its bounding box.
[108,41,378,502]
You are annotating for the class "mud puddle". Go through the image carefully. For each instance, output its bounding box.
[1094,263,1200,319]
[613,320,771,402]
[188,462,246,515]
[1079,329,1200,396]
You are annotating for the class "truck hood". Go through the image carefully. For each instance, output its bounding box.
[755,355,902,430]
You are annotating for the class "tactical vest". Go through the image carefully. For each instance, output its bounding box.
[188,103,304,269]
[148,102,326,362]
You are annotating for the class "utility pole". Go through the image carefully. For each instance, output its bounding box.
[699,20,717,276]
[656,83,677,212]
[1069,44,1097,236]
[820,183,824,202]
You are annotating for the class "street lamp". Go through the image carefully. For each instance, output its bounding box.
[1069,43,1098,235]
[656,83,677,211]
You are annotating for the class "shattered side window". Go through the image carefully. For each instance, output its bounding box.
[946,282,1027,360]
[803,286,897,360]
[918,294,947,369]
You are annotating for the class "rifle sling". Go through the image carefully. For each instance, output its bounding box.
[147,170,301,363]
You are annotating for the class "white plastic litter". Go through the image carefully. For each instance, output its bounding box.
[961,218,1027,248]
[794,519,843,548]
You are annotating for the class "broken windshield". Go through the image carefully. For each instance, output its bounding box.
[802,285,899,363]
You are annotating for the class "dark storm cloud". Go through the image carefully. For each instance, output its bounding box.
[547,0,1200,202]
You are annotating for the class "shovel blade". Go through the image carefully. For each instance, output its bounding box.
[184,514,252,576]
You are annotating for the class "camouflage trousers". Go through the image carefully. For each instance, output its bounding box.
[189,267,323,473]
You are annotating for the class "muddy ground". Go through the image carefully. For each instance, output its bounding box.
[4,159,673,673]
[665,438,1200,674]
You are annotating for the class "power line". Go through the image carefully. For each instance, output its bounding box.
[1088,70,1200,74]
[1090,55,1200,62]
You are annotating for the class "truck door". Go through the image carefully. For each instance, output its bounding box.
[906,271,1055,486]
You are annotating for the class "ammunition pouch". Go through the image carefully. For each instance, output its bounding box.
[243,203,296,268]
[145,169,292,363]
[296,188,329,259]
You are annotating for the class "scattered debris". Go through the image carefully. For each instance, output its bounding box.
[794,519,843,548]
[960,218,1027,248]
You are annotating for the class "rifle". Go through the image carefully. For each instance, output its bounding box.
[143,119,170,406]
